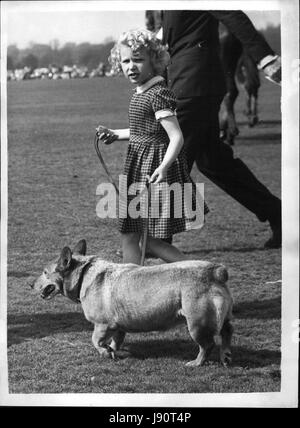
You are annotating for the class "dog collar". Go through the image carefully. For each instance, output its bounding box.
[63,261,93,303]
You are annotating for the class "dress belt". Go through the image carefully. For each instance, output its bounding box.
[130,137,168,147]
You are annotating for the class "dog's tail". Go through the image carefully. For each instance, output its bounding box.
[212,295,232,346]
[210,265,231,346]
[210,264,229,284]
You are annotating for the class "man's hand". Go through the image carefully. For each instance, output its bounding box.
[96,125,118,145]
[263,56,281,85]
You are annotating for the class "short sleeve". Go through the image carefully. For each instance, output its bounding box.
[151,86,177,121]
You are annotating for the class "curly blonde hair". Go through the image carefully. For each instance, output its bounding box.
[109,29,170,75]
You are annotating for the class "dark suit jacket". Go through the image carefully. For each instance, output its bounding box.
[162,10,274,98]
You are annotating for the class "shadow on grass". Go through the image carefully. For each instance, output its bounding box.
[8,312,281,369]
[231,346,281,369]
[252,119,281,126]
[184,246,268,255]
[128,338,281,368]
[234,297,281,320]
[7,311,92,347]
[236,119,281,127]
[8,271,31,278]
[237,133,281,144]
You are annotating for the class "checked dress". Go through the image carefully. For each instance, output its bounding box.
[119,76,208,239]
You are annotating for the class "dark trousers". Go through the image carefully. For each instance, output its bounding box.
[176,96,281,222]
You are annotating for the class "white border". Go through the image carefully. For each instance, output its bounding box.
[0,0,9,405]
[1,0,299,408]
[1,0,284,13]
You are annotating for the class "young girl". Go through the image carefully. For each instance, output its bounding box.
[98,29,208,264]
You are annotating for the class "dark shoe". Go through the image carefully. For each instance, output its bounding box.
[264,219,282,249]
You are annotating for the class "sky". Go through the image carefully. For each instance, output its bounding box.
[3,1,281,49]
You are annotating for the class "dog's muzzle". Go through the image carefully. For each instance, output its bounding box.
[41,284,56,299]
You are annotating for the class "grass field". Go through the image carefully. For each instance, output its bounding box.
[6,76,282,394]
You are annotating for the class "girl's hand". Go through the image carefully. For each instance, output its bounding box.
[96,125,118,145]
[149,165,168,184]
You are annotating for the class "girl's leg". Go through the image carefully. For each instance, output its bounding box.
[146,236,190,263]
[122,232,141,264]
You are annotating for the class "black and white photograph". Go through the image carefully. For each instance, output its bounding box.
[0,0,299,408]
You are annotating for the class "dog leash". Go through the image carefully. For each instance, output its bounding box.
[140,178,151,267]
[94,131,150,266]
[94,132,119,195]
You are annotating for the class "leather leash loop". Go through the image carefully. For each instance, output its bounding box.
[94,133,119,195]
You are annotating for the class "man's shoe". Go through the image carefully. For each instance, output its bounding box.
[264,219,282,249]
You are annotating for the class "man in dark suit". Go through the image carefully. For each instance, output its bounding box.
[161,10,282,248]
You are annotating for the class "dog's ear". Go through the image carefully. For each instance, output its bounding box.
[56,247,72,272]
[73,239,87,256]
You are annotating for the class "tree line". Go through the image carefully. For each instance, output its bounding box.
[7,25,280,71]
[7,38,115,71]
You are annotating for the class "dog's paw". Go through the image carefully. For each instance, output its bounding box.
[98,347,114,359]
[185,359,205,367]
[220,350,232,367]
